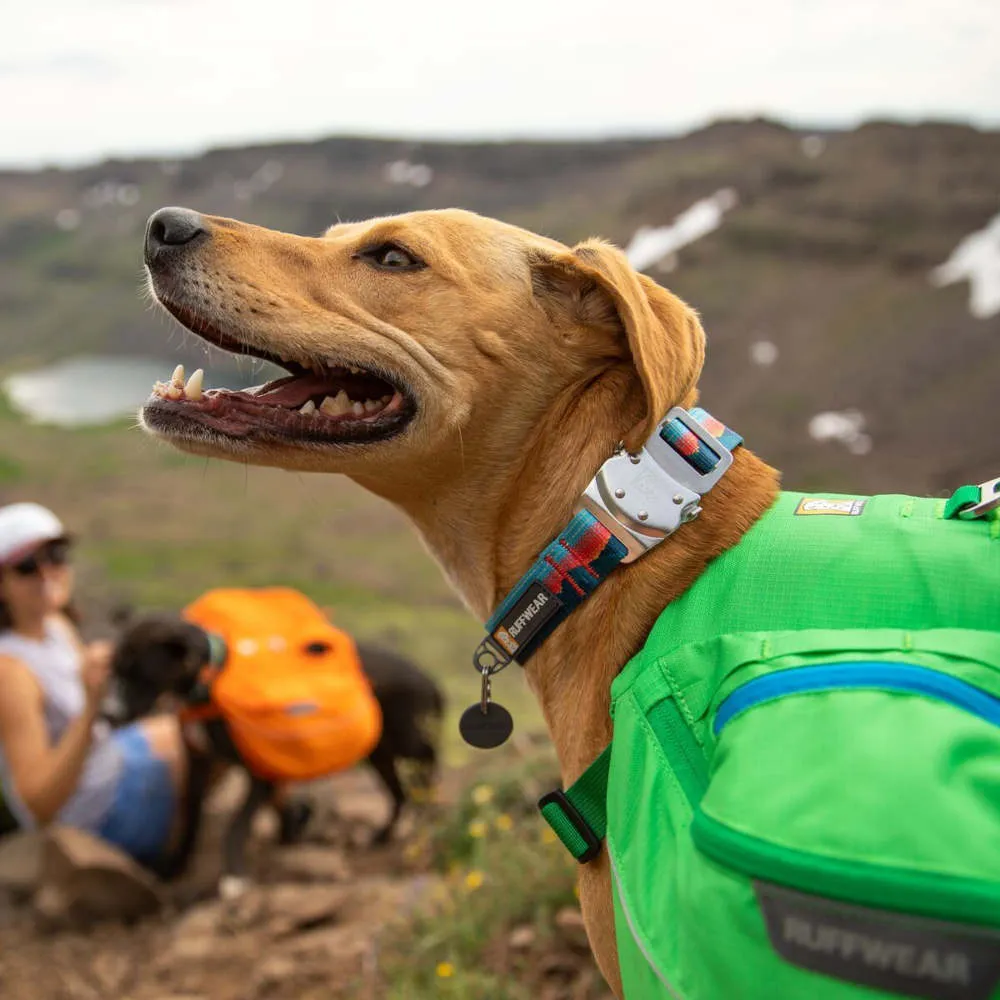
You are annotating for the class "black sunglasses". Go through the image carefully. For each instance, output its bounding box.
[10,539,72,577]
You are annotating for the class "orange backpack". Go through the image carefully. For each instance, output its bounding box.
[181,587,382,783]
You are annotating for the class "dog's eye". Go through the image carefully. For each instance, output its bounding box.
[354,242,425,272]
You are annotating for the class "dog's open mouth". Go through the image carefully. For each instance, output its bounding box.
[142,302,416,446]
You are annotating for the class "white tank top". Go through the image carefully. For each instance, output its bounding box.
[0,618,122,830]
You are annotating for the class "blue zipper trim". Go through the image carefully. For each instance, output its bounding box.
[714,661,1000,736]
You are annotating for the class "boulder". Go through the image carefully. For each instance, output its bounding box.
[0,830,44,900]
[31,826,164,930]
[271,845,351,883]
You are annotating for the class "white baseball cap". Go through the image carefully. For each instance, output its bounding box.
[0,503,68,566]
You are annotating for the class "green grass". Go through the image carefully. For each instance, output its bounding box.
[369,749,606,1000]
[0,453,24,484]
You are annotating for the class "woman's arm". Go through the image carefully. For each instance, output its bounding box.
[0,647,109,826]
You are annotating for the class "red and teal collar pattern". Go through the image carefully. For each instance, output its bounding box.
[471,407,743,679]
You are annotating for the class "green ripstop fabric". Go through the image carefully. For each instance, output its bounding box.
[593,490,1000,999]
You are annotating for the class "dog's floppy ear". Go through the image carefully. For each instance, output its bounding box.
[531,238,706,453]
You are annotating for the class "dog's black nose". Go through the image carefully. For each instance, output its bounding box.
[144,207,207,264]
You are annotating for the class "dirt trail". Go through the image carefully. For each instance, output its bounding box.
[0,767,604,1000]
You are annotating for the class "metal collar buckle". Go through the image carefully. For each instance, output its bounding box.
[965,477,1000,519]
[577,407,734,564]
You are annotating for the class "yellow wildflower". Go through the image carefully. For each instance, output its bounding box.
[541,826,559,845]
[495,813,514,832]
[436,962,455,979]
[471,784,494,806]
[468,819,488,839]
[464,870,485,891]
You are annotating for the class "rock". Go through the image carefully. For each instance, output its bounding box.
[169,900,227,962]
[31,827,163,930]
[166,881,347,964]
[272,845,351,883]
[554,906,585,930]
[252,954,298,991]
[508,924,536,950]
[90,951,132,994]
[539,950,580,979]
[264,883,347,937]
[0,830,44,900]
[554,905,590,951]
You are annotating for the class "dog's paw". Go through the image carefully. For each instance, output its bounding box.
[218,875,252,901]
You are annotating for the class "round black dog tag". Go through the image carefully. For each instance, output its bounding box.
[459,702,514,749]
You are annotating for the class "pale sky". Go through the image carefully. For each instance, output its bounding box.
[2,0,998,168]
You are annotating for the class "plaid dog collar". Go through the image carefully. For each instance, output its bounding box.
[460,406,742,748]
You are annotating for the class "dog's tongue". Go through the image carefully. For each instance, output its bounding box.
[255,373,335,408]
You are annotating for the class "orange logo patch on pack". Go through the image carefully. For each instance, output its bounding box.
[794,497,867,517]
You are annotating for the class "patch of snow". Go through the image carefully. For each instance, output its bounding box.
[750,340,778,366]
[116,184,140,207]
[654,252,678,274]
[232,160,285,202]
[624,188,738,272]
[82,181,118,208]
[55,208,80,231]
[385,160,433,188]
[256,160,284,186]
[801,135,826,159]
[929,210,1000,319]
[809,409,872,455]
[81,181,140,210]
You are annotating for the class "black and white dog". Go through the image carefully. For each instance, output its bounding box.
[107,614,444,895]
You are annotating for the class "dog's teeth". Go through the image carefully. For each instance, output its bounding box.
[299,399,317,415]
[348,365,362,375]
[380,394,391,404]
[184,369,204,401]
[351,401,364,416]
[171,364,185,387]
[363,398,380,413]
[320,391,352,417]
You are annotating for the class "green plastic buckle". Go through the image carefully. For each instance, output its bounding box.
[539,790,602,863]
[538,744,611,863]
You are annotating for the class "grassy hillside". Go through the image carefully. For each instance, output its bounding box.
[0,118,998,759]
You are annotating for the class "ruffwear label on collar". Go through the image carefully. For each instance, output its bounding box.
[492,581,562,658]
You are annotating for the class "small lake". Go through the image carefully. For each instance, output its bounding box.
[2,355,279,428]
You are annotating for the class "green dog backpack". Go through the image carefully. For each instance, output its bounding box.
[544,489,1000,1000]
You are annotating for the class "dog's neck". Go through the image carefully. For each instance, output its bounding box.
[522,446,779,781]
[381,370,781,779]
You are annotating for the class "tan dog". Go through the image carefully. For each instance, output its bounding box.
[140,206,780,995]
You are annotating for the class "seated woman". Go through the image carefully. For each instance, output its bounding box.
[0,502,187,867]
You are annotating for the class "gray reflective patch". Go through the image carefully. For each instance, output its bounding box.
[755,882,1000,1000]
